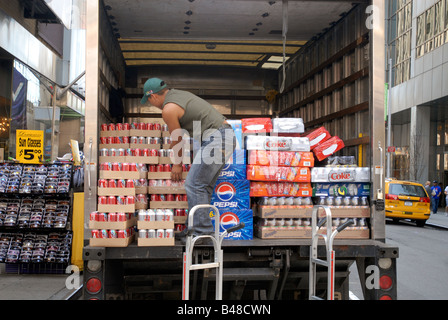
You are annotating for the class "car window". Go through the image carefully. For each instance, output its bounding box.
[389,184,426,197]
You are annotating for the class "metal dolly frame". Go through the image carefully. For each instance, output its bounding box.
[182,204,244,300]
[309,205,354,300]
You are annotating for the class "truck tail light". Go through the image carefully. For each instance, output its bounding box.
[86,277,102,294]
[379,275,393,290]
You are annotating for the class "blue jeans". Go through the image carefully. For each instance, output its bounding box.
[432,197,440,213]
[184,124,235,234]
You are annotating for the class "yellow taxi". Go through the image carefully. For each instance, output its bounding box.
[385,178,431,227]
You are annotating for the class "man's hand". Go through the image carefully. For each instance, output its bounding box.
[171,164,183,182]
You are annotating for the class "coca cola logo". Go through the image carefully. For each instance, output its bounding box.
[329,171,355,182]
[265,139,290,150]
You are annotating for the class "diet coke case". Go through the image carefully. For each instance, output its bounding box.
[311,167,370,183]
[312,136,345,161]
[218,149,247,180]
[245,135,310,152]
[210,209,253,240]
[211,179,251,209]
[272,118,304,134]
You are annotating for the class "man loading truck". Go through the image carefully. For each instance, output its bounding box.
[140,77,236,244]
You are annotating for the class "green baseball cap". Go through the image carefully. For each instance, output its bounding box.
[140,78,168,104]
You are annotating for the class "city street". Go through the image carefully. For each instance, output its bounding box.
[349,214,448,300]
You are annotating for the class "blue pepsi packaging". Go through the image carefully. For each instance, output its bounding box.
[227,120,243,150]
[218,150,247,180]
[211,179,250,209]
[210,208,253,240]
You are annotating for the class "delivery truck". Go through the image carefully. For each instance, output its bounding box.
[82,0,398,300]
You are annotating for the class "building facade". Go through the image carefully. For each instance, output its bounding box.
[388,0,448,188]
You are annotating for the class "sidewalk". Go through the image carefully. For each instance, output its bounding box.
[426,211,448,228]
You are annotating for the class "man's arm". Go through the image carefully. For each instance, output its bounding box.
[162,103,185,181]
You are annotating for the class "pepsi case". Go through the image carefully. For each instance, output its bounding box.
[218,150,247,180]
[211,179,250,209]
[210,209,253,240]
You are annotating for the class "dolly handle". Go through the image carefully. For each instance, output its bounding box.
[336,219,354,233]
[226,222,245,234]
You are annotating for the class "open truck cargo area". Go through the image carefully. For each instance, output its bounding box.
[83,0,398,300]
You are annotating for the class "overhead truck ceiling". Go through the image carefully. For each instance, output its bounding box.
[102,0,364,69]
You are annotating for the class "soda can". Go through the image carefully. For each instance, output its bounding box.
[153,137,161,144]
[150,149,158,157]
[101,124,108,131]
[155,209,165,221]
[126,179,135,188]
[163,164,171,172]
[158,149,166,157]
[163,137,171,145]
[98,179,108,188]
[117,230,126,238]
[111,162,120,171]
[148,165,156,172]
[130,136,138,144]
[155,123,162,131]
[159,194,166,201]
[156,229,165,238]
[137,209,147,221]
[108,230,117,238]
[116,123,123,131]
[126,196,135,205]
[90,211,98,222]
[361,196,368,206]
[117,212,127,222]
[98,196,107,205]
[108,124,115,131]
[139,178,148,187]
[123,123,130,130]
[148,179,157,187]
[335,197,342,206]
[182,194,188,201]
[175,209,184,216]
[91,229,100,238]
[100,148,109,157]
[138,136,146,144]
[139,229,148,238]
[351,197,359,206]
[164,209,174,222]
[343,197,351,206]
[129,163,138,172]
[116,195,126,205]
[117,148,125,156]
[155,164,163,172]
[110,148,118,157]
[147,229,156,238]
[140,123,147,130]
[100,229,109,238]
[150,194,160,201]
[131,123,139,129]
[122,162,130,172]
[166,194,174,201]
[147,209,155,221]
[116,179,125,188]
[107,212,117,222]
[107,179,117,188]
[147,123,154,130]
[142,149,150,157]
[165,229,174,238]
[100,137,108,144]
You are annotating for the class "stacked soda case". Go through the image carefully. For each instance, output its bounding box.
[210,148,253,240]
[308,157,371,239]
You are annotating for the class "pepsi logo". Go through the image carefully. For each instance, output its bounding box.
[215,182,236,202]
[220,212,239,230]
[222,163,231,171]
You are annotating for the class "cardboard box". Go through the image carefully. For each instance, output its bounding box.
[100,130,130,137]
[137,220,174,230]
[129,143,161,150]
[90,233,135,247]
[256,205,370,219]
[150,201,188,209]
[148,172,188,180]
[147,186,186,194]
[99,143,129,150]
[99,156,126,163]
[174,216,187,224]
[256,205,313,218]
[129,129,161,137]
[159,156,191,165]
[99,170,146,180]
[89,217,137,230]
[256,226,369,239]
[125,155,159,164]
[97,203,135,213]
[98,187,135,196]
[137,237,174,247]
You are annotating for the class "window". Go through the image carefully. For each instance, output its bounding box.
[416,0,448,58]
[388,0,412,86]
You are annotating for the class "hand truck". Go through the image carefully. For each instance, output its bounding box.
[309,205,354,300]
[182,204,245,300]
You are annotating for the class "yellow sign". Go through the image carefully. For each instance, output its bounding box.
[16,130,44,164]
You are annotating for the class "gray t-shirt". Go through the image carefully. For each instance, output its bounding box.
[163,89,225,139]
